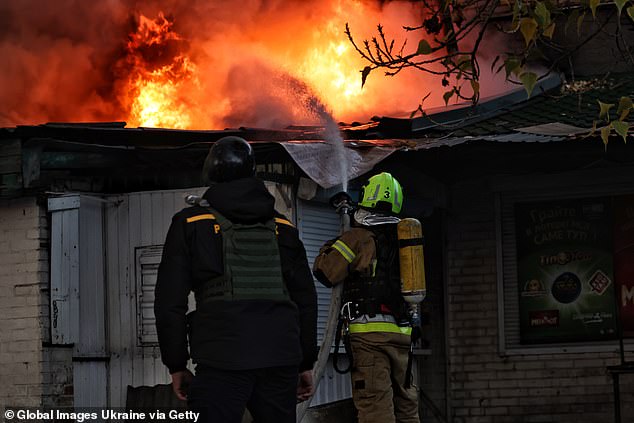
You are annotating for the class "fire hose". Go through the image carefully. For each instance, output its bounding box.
[296,193,352,422]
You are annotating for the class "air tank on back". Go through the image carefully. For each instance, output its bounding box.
[397,218,427,325]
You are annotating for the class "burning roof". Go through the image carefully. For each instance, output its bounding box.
[0,0,514,130]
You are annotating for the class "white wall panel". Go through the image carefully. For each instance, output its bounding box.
[106,188,203,406]
[49,194,108,407]
[49,196,80,345]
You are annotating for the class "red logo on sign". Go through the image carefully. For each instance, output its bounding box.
[588,270,611,295]
[529,310,559,327]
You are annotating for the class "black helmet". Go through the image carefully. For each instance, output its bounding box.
[202,136,256,183]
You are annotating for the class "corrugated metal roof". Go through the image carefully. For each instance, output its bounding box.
[1,73,631,153]
[431,73,634,139]
[408,132,564,151]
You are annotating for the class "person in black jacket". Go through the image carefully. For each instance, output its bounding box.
[154,136,318,423]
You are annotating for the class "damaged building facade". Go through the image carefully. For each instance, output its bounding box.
[1,70,634,423]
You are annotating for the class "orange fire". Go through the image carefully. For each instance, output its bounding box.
[298,7,367,112]
[117,2,438,129]
[1,1,510,129]
[121,13,199,129]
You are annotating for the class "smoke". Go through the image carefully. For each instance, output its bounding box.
[0,0,514,129]
[0,0,128,124]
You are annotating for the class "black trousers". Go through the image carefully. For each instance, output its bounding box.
[187,365,298,423]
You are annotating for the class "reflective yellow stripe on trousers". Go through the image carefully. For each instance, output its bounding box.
[349,322,412,336]
[332,239,356,263]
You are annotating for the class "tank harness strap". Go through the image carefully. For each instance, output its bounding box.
[197,209,233,302]
[404,325,422,388]
[398,236,424,248]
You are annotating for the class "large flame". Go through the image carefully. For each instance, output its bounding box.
[297,1,369,114]
[0,0,510,129]
[122,13,199,128]
[117,1,434,129]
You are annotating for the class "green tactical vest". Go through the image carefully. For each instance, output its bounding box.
[195,207,289,304]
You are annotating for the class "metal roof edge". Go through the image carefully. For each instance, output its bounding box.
[410,72,563,132]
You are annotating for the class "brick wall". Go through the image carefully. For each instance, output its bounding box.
[41,347,73,407]
[0,197,47,407]
[0,197,73,408]
[445,178,634,423]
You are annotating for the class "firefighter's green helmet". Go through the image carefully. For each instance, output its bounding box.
[358,172,403,214]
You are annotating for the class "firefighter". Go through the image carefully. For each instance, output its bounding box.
[313,172,420,423]
[154,136,318,423]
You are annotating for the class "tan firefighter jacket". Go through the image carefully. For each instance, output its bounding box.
[313,227,376,286]
[313,227,412,336]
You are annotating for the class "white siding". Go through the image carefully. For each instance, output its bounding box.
[49,196,80,345]
[105,188,203,406]
[49,195,108,407]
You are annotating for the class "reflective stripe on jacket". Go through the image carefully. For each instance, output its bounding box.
[313,228,376,286]
[349,322,412,336]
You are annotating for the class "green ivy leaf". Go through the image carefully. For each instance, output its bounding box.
[417,39,432,55]
[520,17,538,46]
[361,66,372,88]
[543,23,556,38]
[457,56,473,72]
[612,121,630,143]
[589,0,600,18]
[512,1,521,29]
[598,100,614,120]
[520,71,538,98]
[600,124,611,147]
[615,0,628,16]
[617,96,633,120]
[628,6,634,22]
[534,2,551,27]
[504,57,522,78]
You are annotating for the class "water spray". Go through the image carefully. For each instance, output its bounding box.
[264,72,352,423]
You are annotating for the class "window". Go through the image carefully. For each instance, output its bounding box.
[136,246,163,346]
[498,191,634,353]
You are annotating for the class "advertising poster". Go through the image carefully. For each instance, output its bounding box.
[515,197,617,344]
[614,195,634,337]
